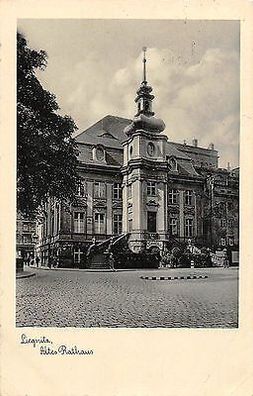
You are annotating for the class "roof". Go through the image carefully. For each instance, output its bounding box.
[76,115,131,149]
[75,115,218,176]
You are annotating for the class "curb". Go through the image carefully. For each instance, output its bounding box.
[16,272,36,279]
[140,275,208,281]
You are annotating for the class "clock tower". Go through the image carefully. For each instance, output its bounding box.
[122,48,168,253]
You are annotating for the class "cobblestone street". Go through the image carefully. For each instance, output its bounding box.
[16,267,238,328]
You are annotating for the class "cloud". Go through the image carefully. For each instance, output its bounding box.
[38,46,239,168]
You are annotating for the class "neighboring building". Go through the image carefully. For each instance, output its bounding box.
[16,212,37,261]
[36,51,239,268]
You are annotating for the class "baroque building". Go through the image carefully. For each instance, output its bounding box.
[36,50,239,268]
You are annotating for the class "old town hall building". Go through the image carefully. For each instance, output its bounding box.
[36,50,239,268]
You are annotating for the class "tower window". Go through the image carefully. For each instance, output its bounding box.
[113,183,122,200]
[147,142,156,157]
[129,146,133,158]
[147,211,157,233]
[147,181,156,196]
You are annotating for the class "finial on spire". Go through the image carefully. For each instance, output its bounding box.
[142,46,147,83]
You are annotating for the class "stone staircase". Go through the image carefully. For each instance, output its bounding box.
[87,233,129,269]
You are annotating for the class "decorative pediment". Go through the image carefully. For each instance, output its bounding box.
[146,200,159,207]
[184,207,195,215]
[93,199,107,208]
[75,197,87,207]
[168,204,179,213]
[112,201,123,209]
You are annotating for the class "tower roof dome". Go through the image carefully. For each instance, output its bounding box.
[124,47,166,136]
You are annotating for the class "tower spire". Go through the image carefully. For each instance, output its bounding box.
[142,46,147,84]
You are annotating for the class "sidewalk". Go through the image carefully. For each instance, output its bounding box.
[16,270,36,279]
[29,265,239,274]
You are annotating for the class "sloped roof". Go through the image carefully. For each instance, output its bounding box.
[75,115,207,176]
[75,115,131,149]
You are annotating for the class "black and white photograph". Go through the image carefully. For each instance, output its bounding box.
[16,19,239,328]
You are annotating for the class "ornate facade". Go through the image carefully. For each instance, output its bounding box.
[36,51,239,268]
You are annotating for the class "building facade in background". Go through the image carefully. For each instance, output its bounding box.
[16,212,37,261]
[35,56,239,268]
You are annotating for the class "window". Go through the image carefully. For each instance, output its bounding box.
[94,181,106,198]
[147,181,156,196]
[23,234,32,244]
[169,218,178,236]
[147,142,156,157]
[94,213,105,234]
[23,223,28,231]
[168,189,178,204]
[185,190,193,205]
[77,180,86,197]
[96,146,105,161]
[168,157,177,171]
[228,237,234,246]
[73,248,83,264]
[185,218,194,237]
[113,183,122,200]
[73,212,85,233]
[228,219,234,227]
[113,214,122,234]
[147,211,157,233]
[220,238,226,246]
[220,219,226,227]
[129,146,133,158]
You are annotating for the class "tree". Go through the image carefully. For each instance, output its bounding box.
[17,32,79,216]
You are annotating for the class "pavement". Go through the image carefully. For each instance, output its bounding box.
[16,267,239,328]
[16,270,36,279]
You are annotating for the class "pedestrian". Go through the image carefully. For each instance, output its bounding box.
[223,248,229,268]
[35,256,40,267]
[109,252,115,271]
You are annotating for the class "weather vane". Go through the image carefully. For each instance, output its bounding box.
[142,46,147,83]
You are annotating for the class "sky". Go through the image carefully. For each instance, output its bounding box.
[17,19,240,168]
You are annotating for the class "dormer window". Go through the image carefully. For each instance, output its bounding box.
[168,157,178,171]
[92,145,105,162]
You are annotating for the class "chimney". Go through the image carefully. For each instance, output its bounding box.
[183,139,187,145]
[227,162,231,171]
[208,142,214,150]
[192,138,198,147]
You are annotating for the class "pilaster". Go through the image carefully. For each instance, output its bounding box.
[87,181,93,234]
[179,190,184,238]
[106,183,113,234]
